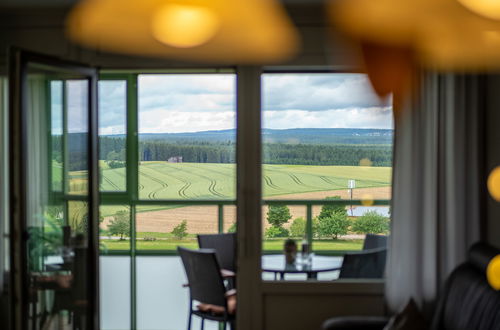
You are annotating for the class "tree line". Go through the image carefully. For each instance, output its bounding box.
[96,137,392,166]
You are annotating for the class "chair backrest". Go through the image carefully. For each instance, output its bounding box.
[339,248,387,279]
[178,247,227,307]
[362,234,388,251]
[197,233,236,272]
[430,242,500,330]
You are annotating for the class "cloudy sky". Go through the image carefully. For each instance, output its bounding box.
[97,73,393,135]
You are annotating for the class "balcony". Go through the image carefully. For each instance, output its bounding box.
[99,198,390,329]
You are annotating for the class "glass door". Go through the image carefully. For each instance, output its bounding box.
[9,49,99,330]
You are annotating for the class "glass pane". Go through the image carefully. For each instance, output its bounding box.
[261,73,393,280]
[135,204,217,251]
[223,205,237,233]
[23,63,93,328]
[100,256,131,330]
[67,80,89,195]
[50,80,63,191]
[100,205,130,251]
[138,74,236,201]
[99,80,127,191]
[136,256,219,330]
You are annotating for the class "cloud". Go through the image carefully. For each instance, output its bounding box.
[263,73,391,111]
[263,107,393,130]
[98,80,127,135]
[66,80,88,133]
[138,74,236,113]
[140,110,236,133]
[96,73,393,134]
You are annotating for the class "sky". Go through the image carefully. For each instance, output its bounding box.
[96,73,393,135]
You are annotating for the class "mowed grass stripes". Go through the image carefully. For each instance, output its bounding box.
[99,161,391,200]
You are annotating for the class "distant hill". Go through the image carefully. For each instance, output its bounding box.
[106,128,393,145]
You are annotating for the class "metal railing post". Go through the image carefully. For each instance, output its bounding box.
[306,204,313,249]
[218,203,224,233]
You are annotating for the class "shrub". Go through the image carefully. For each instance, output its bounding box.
[171,220,188,240]
[265,226,290,238]
[317,213,351,239]
[352,211,390,234]
[318,196,347,220]
[289,217,306,238]
[108,210,130,240]
[227,222,237,233]
[266,205,292,228]
[106,160,126,169]
[312,217,320,238]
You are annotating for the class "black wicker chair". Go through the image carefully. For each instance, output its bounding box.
[339,248,387,279]
[197,233,236,272]
[362,234,388,251]
[178,247,236,330]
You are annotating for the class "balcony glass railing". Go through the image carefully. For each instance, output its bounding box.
[99,199,390,255]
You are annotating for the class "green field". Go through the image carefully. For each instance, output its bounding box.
[66,162,390,252]
[99,161,391,200]
[100,237,364,253]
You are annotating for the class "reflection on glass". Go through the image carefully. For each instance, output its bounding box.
[24,66,92,328]
[137,74,236,200]
[99,80,127,192]
[67,80,89,195]
[51,81,63,191]
[100,205,130,251]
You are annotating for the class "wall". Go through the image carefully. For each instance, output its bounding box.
[262,282,385,330]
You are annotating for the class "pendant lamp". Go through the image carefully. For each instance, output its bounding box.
[67,0,300,64]
[328,0,500,71]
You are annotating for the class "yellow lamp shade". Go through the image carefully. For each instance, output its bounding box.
[67,0,300,64]
[457,0,500,21]
[487,254,500,290]
[487,167,500,202]
[328,0,500,71]
[151,4,220,48]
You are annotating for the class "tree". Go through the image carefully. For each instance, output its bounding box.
[317,213,351,239]
[318,196,347,220]
[266,205,292,228]
[289,217,306,238]
[108,210,130,240]
[265,226,290,238]
[227,222,237,233]
[172,220,188,240]
[352,211,390,235]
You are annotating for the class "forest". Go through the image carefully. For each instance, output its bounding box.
[97,137,392,166]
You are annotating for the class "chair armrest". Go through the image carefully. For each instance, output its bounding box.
[221,269,236,278]
[225,289,237,298]
[322,316,389,330]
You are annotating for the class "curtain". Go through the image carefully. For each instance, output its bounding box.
[386,73,483,316]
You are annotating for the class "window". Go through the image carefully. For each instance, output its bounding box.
[98,72,236,329]
[261,73,393,281]
[97,70,392,329]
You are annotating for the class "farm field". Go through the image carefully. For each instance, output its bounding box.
[95,162,391,252]
[99,161,391,202]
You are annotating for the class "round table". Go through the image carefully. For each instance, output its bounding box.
[262,254,343,280]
